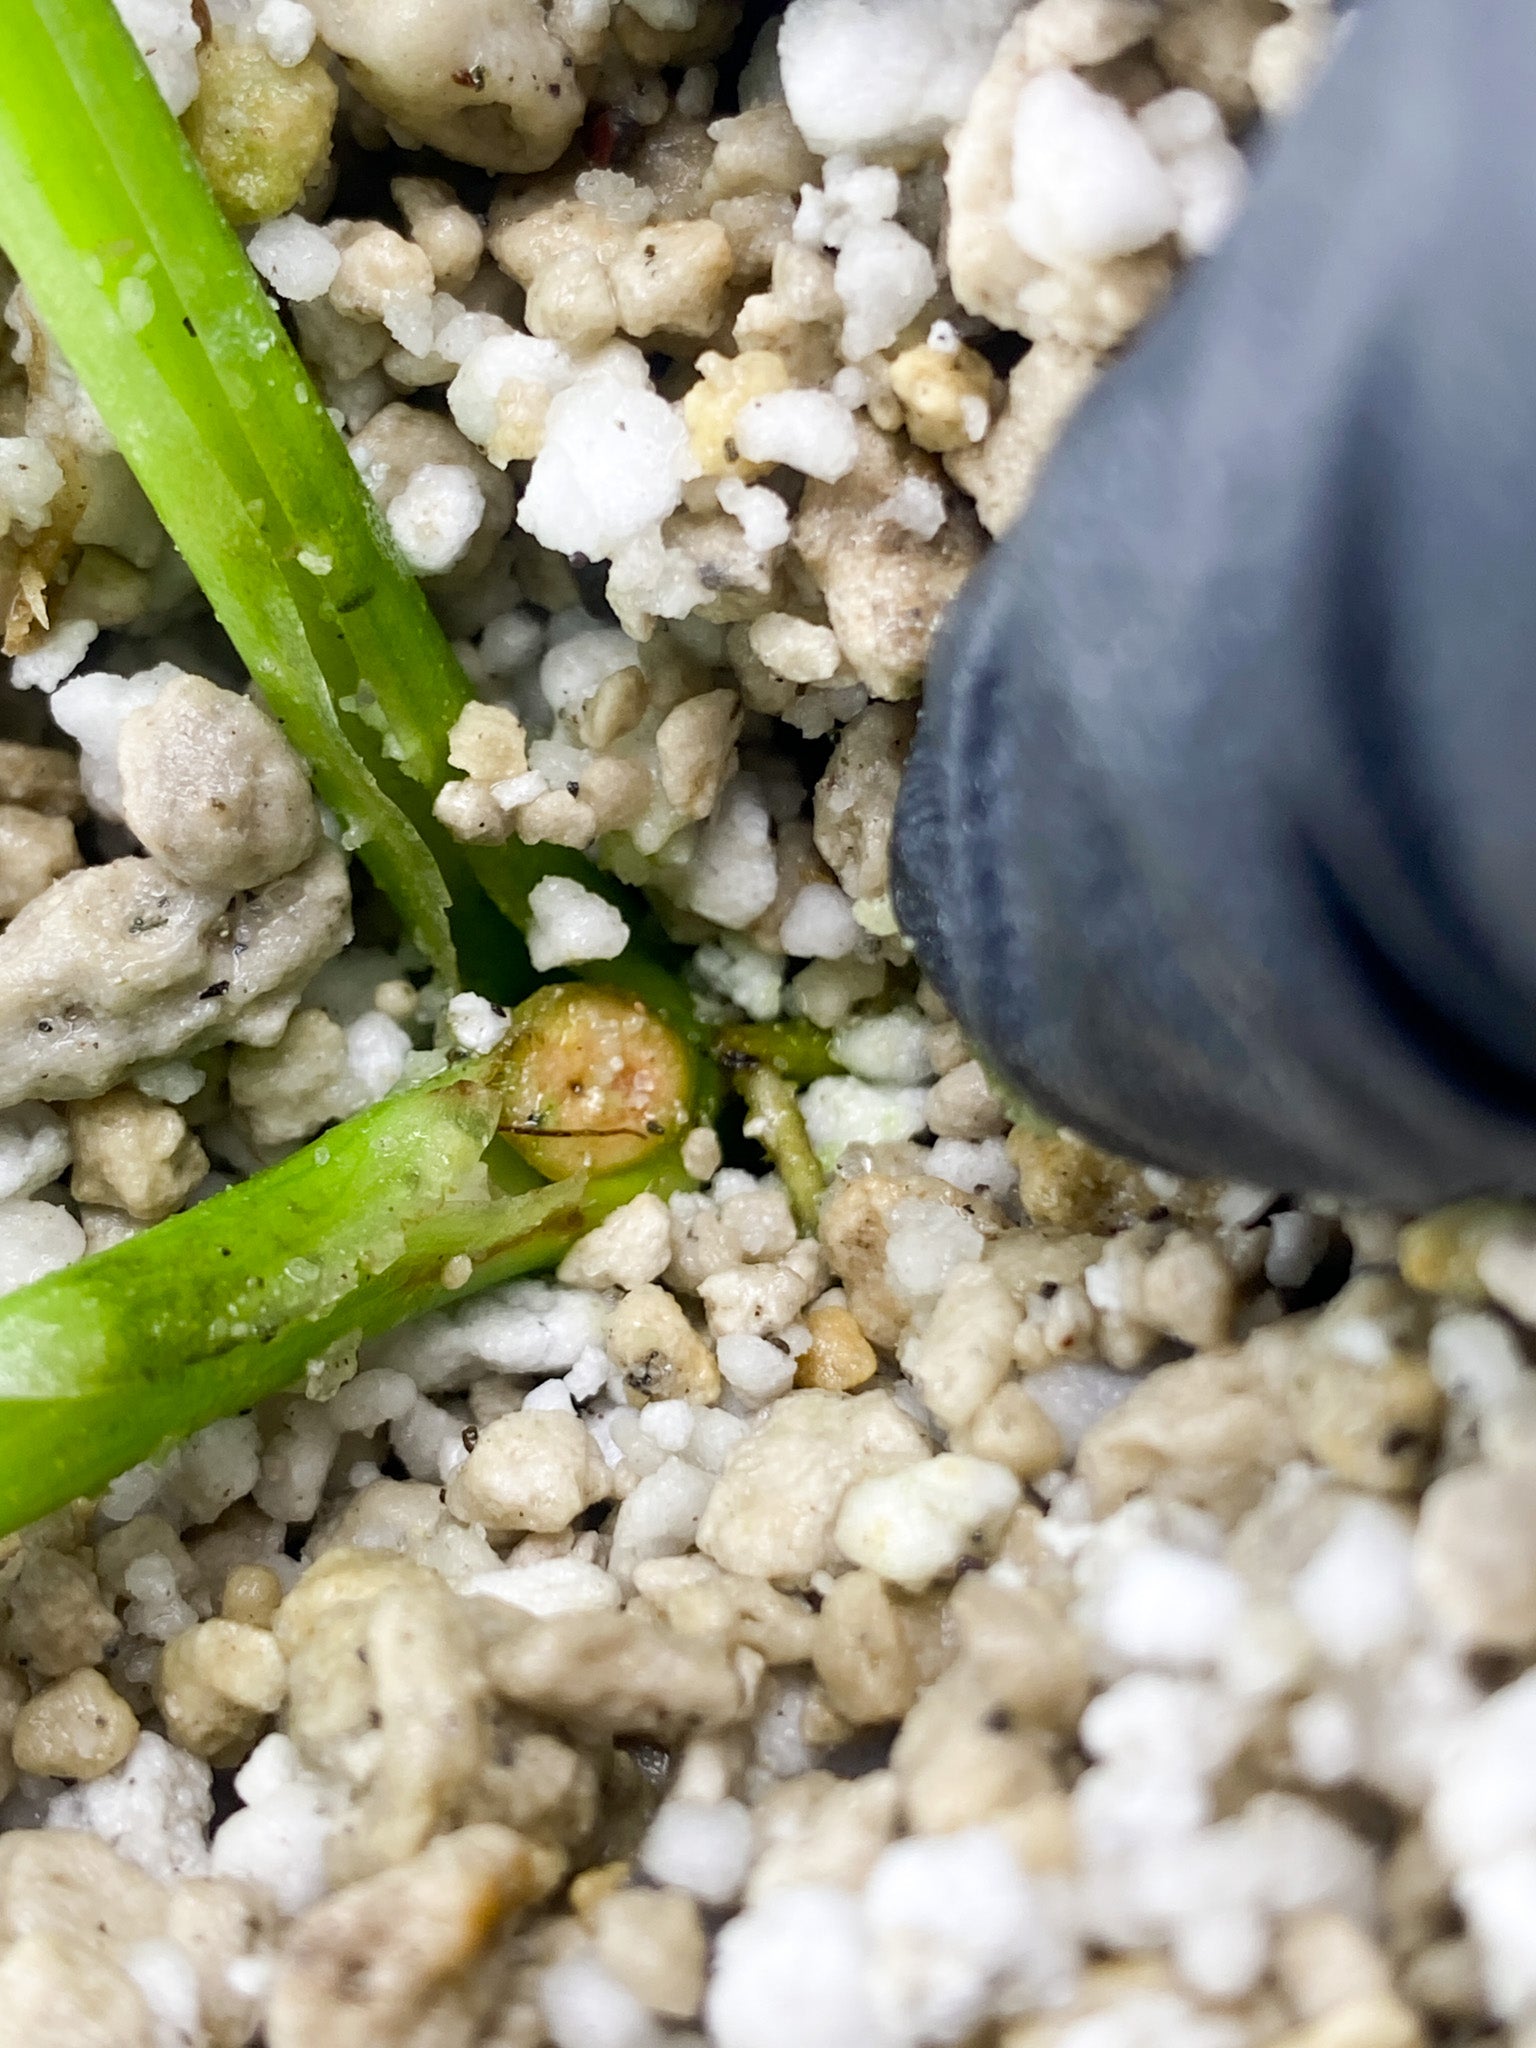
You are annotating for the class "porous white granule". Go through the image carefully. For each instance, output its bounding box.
[863,1827,1080,2040]
[518,378,693,562]
[9,617,99,693]
[247,215,342,302]
[835,1453,1019,1590]
[0,1104,71,1202]
[734,390,860,483]
[1136,90,1249,259]
[342,1010,412,1107]
[1288,1690,1362,1787]
[1096,1541,1248,1669]
[608,525,712,629]
[640,1796,756,1906]
[49,1732,213,1882]
[707,1886,891,2048]
[873,473,947,539]
[166,1413,263,1526]
[253,0,316,65]
[326,1367,416,1434]
[608,1456,715,1586]
[392,1392,468,1484]
[1430,1667,1536,1870]
[112,0,201,114]
[50,662,176,818]
[639,1397,695,1452]
[717,1331,796,1406]
[0,1195,85,1297]
[716,475,792,554]
[688,780,779,930]
[800,1075,928,1170]
[927,1136,1016,1201]
[386,463,485,575]
[1007,69,1179,268]
[1457,1855,1536,2022]
[211,1734,335,1915]
[0,435,65,539]
[539,625,641,721]
[526,874,630,971]
[779,881,862,959]
[835,220,937,361]
[123,1552,198,1642]
[540,1956,665,2048]
[693,935,785,1022]
[446,991,510,1054]
[885,1197,983,1297]
[779,0,1018,157]
[383,1276,607,1388]
[447,332,573,447]
[256,1404,339,1522]
[796,155,900,251]
[830,1007,933,1085]
[1290,1500,1420,1667]
[469,1557,623,1617]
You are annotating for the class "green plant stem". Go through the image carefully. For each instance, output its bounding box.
[0,1052,693,1533]
[714,1018,846,1084]
[731,1062,826,1236]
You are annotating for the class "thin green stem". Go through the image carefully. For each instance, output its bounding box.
[730,1064,826,1236]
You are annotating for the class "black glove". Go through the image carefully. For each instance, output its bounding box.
[893,0,1536,1207]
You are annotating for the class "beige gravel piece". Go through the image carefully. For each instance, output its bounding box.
[0,804,80,921]
[592,1884,707,2018]
[0,1934,155,2048]
[267,1824,559,2048]
[11,1666,139,1780]
[695,1387,930,1586]
[446,1411,612,1535]
[479,1608,747,1742]
[67,1087,208,1221]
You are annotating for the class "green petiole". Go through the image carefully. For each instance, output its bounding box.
[0,994,698,1534]
[732,1062,826,1237]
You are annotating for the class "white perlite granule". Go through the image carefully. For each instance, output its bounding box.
[0,436,66,539]
[779,0,1018,158]
[707,1886,890,2048]
[800,1076,929,1170]
[779,882,862,959]
[8,617,99,694]
[0,1104,72,1201]
[717,476,792,553]
[518,378,693,561]
[49,1732,214,1882]
[526,875,631,971]
[0,1195,86,1297]
[1008,69,1179,268]
[386,463,486,574]
[640,1797,755,1906]
[540,1956,665,2048]
[49,663,175,818]
[834,220,936,361]
[734,391,860,483]
[446,991,510,1054]
[253,0,316,65]
[248,216,343,302]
